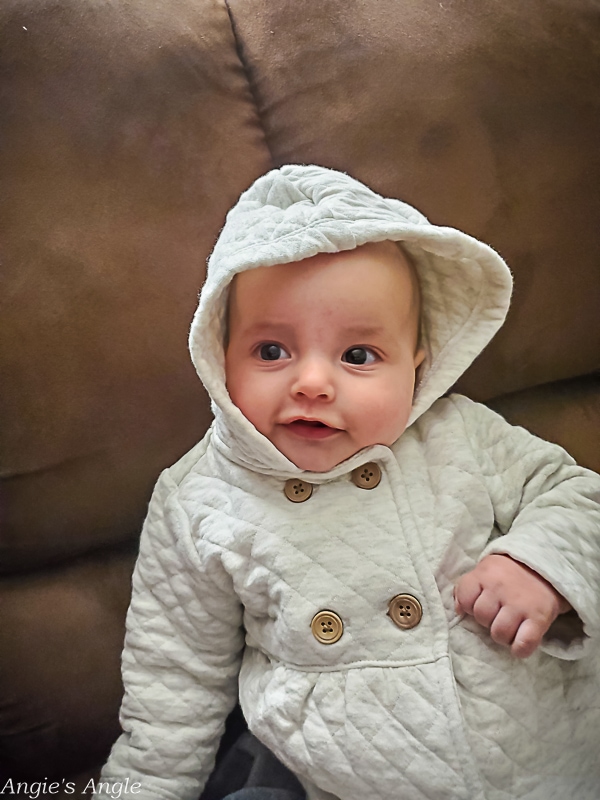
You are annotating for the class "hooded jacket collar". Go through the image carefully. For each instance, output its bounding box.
[189,165,512,479]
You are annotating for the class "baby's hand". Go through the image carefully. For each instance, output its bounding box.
[454,554,571,658]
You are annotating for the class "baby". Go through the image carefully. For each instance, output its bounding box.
[98,165,600,800]
[225,242,571,662]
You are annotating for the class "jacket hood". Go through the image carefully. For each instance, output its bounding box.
[189,164,512,478]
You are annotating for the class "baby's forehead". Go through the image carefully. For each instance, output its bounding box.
[227,240,421,335]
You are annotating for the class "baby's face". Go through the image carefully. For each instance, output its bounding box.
[225,241,425,472]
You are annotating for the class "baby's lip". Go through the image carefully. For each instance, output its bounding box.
[282,418,342,440]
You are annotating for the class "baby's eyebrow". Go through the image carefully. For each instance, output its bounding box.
[339,325,386,338]
[242,321,294,336]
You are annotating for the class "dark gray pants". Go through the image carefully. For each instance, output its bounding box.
[200,708,305,800]
[224,791,304,800]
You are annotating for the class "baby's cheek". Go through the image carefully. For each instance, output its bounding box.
[228,373,265,428]
[367,391,412,443]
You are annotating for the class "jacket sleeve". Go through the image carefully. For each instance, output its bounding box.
[95,469,245,800]
[450,394,600,659]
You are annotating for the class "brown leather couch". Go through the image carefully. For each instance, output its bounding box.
[1,0,599,792]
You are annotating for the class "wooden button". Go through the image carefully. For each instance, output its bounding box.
[387,594,422,630]
[311,610,344,644]
[284,478,313,502]
[351,462,381,489]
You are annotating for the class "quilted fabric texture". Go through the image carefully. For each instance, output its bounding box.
[98,166,600,800]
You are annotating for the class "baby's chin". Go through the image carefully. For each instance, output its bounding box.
[270,428,400,473]
[289,457,343,473]
[277,442,364,474]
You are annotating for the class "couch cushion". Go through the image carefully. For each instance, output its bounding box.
[0,548,136,780]
[0,0,272,569]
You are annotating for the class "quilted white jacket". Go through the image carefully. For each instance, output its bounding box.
[99,167,600,800]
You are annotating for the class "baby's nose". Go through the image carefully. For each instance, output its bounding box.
[292,358,335,400]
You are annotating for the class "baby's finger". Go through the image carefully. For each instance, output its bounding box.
[471,592,502,630]
[489,605,524,648]
[454,572,484,616]
[510,618,544,659]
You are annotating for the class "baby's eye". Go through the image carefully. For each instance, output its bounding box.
[258,343,291,361]
[342,347,377,366]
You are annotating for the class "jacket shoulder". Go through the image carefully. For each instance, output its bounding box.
[162,427,214,487]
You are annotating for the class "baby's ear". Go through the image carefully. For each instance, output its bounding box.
[413,348,428,398]
[414,347,426,369]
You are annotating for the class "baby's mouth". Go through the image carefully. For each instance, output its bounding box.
[284,419,341,440]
